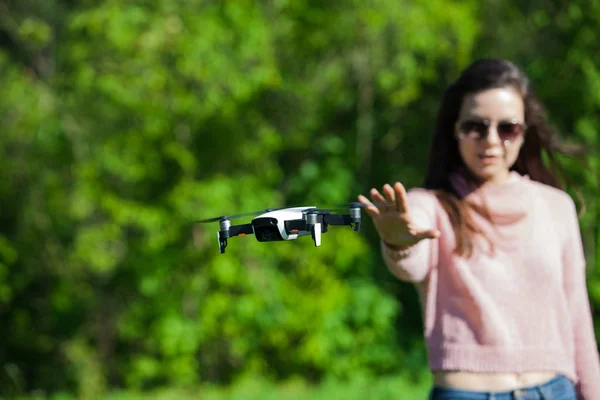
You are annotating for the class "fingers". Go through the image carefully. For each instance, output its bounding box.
[360,182,442,245]
[381,184,396,208]
[369,188,389,210]
[357,194,380,218]
[362,181,408,215]
[393,182,409,214]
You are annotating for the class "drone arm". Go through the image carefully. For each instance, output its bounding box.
[228,223,254,236]
[322,214,361,231]
[322,214,350,225]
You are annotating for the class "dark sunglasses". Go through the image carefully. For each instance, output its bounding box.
[455,119,527,143]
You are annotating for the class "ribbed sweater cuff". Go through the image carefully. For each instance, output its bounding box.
[381,240,413,260]
[428,345,577,382]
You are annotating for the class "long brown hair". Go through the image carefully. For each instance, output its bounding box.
[423,59,583,257]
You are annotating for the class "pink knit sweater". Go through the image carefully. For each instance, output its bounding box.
[381,172,600,399]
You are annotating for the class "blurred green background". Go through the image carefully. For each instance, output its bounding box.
[0,1,599,399]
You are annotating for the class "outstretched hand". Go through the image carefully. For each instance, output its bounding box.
[358,182,440,248]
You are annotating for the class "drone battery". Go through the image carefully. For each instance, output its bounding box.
[252,217,285,242]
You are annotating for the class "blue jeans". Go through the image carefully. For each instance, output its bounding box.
[428,374,576,399]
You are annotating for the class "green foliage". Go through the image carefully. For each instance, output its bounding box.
[2,373,432,400]
[0,0,598,398]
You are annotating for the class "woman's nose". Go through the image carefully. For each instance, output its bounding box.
[482,125,502,144]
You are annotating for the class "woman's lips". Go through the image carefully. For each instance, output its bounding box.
[478,153,501,165]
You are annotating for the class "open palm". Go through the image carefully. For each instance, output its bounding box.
[358,182,440,248]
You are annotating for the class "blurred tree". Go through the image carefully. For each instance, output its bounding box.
[0,0,597,398]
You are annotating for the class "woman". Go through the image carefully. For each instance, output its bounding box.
[358,59,600,399]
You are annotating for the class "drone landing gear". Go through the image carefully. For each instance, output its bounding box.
[311,222,322,247]
[217,219,254,254]
[303,209,361,248]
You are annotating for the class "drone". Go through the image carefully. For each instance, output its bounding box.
[196,203,364,254]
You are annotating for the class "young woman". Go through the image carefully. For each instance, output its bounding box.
[358,59,600,399]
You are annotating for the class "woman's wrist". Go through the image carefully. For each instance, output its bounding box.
[382,240,413,251]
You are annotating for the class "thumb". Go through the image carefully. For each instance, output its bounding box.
[413,229,441,241]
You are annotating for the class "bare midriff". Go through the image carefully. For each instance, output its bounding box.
[433,371,558,391]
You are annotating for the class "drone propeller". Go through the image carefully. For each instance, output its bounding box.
[312,201,394,212]
[194,208,279,223]
[196,201,395,224]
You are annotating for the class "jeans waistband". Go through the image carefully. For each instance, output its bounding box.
[428,374,576,399]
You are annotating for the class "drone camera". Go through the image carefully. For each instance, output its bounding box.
[252,217,284,242]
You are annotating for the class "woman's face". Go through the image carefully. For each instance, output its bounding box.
[456,87,526,184]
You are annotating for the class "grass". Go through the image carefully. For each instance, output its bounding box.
[5,373,432,400]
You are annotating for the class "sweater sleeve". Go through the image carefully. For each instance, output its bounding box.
[562,196,600,399]
[381,189,439,283]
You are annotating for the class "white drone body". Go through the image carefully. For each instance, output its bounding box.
[205,203,362,254]
[252,207,316,241]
